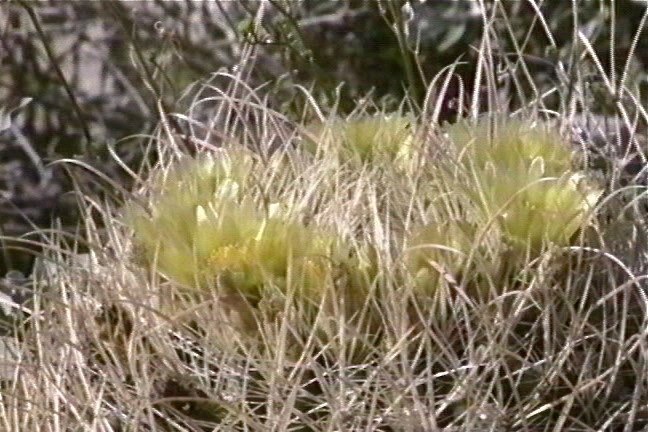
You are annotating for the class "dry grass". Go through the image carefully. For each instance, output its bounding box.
[2,3,648,432]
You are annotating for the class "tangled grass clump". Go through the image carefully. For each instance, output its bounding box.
[5,74,648,431]
[7,2,648,429]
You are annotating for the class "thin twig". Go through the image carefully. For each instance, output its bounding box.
[17,0,93,150]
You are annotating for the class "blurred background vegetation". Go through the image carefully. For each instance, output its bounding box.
[1,0,648,275]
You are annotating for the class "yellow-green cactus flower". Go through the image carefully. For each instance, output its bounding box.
[303,115,415,164]
[444,118,602,252]
[446,119,573,177]
[494,172,602,251]
[127,151,257,287]
[127,151,374,326]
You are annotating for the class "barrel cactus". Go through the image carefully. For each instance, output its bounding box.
[126,150,374,338]
[302,115,416,166]
[404,118,603,323]
[444,118,602,252]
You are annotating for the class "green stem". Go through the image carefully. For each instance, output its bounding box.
[382,1,422,105]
